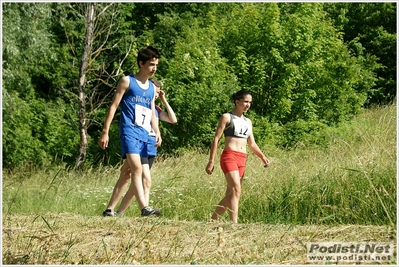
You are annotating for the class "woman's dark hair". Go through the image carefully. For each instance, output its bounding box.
[137,46,161,68]
[149,78,162,88]
[232,89,252,103]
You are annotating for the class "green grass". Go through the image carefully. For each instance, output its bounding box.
[3,104,396,225]
[2,104,396,264]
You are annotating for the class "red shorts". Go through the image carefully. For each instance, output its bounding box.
[220,149,247,178]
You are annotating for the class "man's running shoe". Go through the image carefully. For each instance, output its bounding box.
[102,209,114,217]
[141,206,160,217]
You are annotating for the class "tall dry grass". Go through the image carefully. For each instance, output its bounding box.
[2,213,396,264]
[2,103,397,264]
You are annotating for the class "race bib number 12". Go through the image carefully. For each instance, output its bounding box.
[233,118,249,138]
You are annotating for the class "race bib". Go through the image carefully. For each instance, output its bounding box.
[134,104,152,133]
[233,118,250,138]
[148,127,156,136]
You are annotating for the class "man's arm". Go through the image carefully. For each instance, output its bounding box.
[98,76,129,150]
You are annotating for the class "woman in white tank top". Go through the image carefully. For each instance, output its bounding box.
[205,89,271,223]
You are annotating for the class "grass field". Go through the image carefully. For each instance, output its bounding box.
[2,103,397,264]
[2,213,395,264]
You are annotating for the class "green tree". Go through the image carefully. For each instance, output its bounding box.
[2,90,79,169]
[2,2,390,168]
[51,2,143,168]
[148,8,240,153]
[2,2,56,99]
[279,3,377,124]
[2,3,79,168]
[324,2,396,105]
[217,3,377,126]
[217,3,286,120]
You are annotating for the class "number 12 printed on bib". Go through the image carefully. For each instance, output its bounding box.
[232,118,250,138]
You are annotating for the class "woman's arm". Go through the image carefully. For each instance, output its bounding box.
[247,120,270,167]
[151,86,162,147]
[158,90,177,124]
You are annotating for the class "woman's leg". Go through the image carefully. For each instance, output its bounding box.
[141,155,155,207]
[141,163,151,206]
[211,170,242,223]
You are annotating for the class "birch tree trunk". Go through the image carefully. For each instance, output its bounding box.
[76,3,95,169]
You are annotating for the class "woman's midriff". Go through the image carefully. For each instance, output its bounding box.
[224,136,248,153]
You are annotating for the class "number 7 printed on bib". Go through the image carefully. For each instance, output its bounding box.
[134,104,152,133]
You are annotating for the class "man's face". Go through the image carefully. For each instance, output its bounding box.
[140,57,159,76]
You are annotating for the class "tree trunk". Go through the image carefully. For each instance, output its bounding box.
[76,3,95,170]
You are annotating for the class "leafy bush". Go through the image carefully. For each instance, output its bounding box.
[3,91,79,168]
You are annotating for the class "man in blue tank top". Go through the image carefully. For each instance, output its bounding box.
[98,46,162,217]
[108,78,178,217]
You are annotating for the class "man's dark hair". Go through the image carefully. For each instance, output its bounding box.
[137,46,161,68]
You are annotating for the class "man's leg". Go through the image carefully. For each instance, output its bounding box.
[103,160,130,216]
[117,157,149,215]
[118,153,146,212]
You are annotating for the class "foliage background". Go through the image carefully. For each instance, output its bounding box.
[1,5,396,263]
[2,2,396,169]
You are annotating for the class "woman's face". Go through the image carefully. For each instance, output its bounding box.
[236,94,252,112]
[154,86,160,100]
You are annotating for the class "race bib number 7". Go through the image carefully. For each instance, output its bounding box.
[134,104,152,133]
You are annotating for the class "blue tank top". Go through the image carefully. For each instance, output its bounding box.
[119,75,155,142]
[147,106,161,156]
[223,112,252,139]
